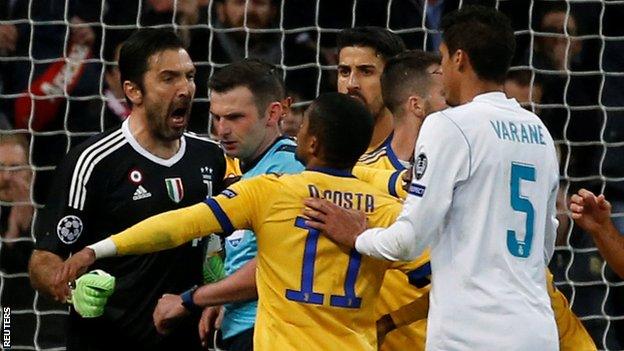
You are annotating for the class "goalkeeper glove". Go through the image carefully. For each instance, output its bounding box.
[203,234,225,283]
[69,269,115,318]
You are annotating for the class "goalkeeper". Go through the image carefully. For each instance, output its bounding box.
[28,29,227,351]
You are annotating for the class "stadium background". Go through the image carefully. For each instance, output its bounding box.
[0,0,623,349]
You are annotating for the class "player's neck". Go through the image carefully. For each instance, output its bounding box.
[305,158,350,173]
[391,116,422,162]
[127,113,181,160]
[458,76,504,105]
[368,109,394,152]
[241,128,281,165]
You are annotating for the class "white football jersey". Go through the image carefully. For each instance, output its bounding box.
[356,92,559,351]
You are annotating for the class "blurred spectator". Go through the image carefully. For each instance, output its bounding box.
[0,0,103,236]
[0,134,67,350]
[601,3,624,234]
[527,3,602,183]
[0,133,36,333]
[534,6,582,71]
[102,42,130,130]
[189,0,329,109]
[0,134,32,246]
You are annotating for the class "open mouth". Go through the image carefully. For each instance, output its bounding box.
[169,106,189,127]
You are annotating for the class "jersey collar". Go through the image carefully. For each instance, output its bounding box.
[472,91,508,103]
[383,132,408,171]
[122,119,187,167]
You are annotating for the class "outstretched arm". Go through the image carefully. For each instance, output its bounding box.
[570,189,624,279]
[59,202,227,285]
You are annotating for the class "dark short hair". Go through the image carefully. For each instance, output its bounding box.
[337,27,406,62]
[381,50,441,114]
[208,58,285,116]
[441,5,515,83]
[306,93,373,169]
[118,29,185,102]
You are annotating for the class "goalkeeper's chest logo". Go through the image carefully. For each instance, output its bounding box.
[165,178,185,203]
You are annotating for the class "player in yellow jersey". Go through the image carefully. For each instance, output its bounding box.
[58,93,406,351]
[358,50,447,350]
[336,27,405,155]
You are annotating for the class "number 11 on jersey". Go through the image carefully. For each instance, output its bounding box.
[286,217,363,308]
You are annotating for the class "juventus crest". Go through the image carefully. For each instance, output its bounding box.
[201,166,213,196]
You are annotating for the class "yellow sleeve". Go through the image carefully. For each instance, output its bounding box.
[111,203,223,255]
[547,270,597,351]
[389,288,430,328]
[111,176,270,256]
[353,166,407,199]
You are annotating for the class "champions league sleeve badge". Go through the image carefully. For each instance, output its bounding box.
[57,215,83,244]
[415,153,428,180]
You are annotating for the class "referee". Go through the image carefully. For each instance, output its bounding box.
[28,29,225,351]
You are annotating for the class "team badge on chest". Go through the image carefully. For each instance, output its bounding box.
[165,177,184,203]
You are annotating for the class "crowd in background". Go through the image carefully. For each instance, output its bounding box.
[1,0,623,349]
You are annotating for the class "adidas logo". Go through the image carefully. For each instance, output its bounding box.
[132,185,152,201]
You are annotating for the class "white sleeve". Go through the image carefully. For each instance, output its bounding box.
[355,113,471,261]
[543,177,559,265]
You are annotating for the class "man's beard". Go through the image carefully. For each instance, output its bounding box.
[145,102,187,142]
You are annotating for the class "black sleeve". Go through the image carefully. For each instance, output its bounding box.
[34,146,99,259]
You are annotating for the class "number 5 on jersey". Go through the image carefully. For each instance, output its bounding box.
[507,162,536,258]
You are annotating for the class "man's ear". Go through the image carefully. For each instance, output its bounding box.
[455,49,469,73]
[407,95,425,119]
[309,134,319,157]
[265,101,284,126]
[123,81,142,106]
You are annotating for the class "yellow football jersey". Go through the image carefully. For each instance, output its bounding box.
[208,169,403,350]
[548,271,597,350]
[358,132,408,171]
[357,138,431,351]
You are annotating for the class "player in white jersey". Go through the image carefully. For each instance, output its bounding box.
[304,6,559,351]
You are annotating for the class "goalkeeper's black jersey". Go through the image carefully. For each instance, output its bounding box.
[35,121,225,350]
